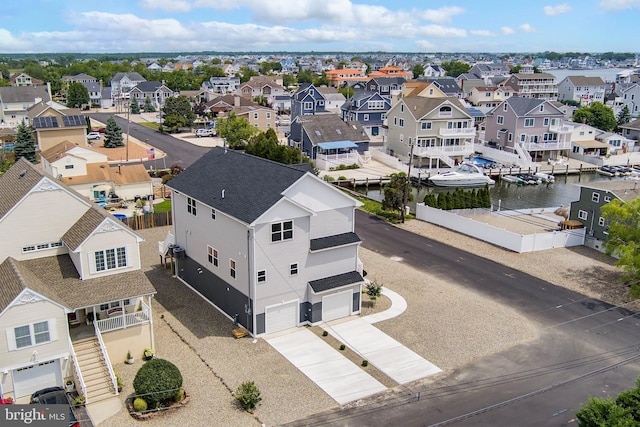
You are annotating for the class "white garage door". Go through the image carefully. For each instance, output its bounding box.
[322,290,352,322]
[265,301,298,334]
[13,359,62,398]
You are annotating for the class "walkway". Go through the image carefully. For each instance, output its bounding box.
[266,287,441,405]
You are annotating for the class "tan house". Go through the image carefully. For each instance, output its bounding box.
[0,159,156,424]
[467,86,516,107]
[205,95,276,132]
[9,73,43,87]
[238,76,285,105]
[27,102,88,152]
[40,143,153,201]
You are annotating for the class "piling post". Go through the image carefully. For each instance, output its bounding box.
[565,164,569,176]
[365,177,369,190]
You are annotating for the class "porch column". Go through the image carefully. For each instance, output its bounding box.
[121,301,127,329]
[148,296,155,351]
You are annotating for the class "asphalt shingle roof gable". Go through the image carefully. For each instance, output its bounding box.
[168,147,308,224]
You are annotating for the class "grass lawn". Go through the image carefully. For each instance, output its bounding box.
[138,121,160,131]
[153,199,172,213]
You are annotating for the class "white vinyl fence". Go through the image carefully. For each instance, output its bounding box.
[415,204,585,253]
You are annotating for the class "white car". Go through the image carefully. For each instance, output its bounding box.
[87,132,101,140]
[195,128,213,137]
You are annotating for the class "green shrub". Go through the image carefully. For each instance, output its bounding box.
[174,388,185,403]
[133,358,183,409]
[235,381,262,411]
[133,397,148,412]
[361,360,369,367]
[323,175,335,182]
[339,344,346,351]
[322,330,328,337]
[338,175,347,181]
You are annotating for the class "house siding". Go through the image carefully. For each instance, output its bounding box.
[36,128,86,152]
[79,228,141,279]
[0,188,88,264]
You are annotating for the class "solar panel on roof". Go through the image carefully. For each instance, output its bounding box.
[62,115,86,127]
[33,116,59,129]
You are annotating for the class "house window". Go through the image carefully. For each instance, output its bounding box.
[22,241,62,253]
[207,246,218,267]
[230,259,236,279]
[598,217,606,227]
[503,103,508,111]
[578,210,588,220]
[524,118,534,127]
[363,114,369,121]
[543,118,549,126]
[94,247,127,272]
[290,263,298,276]
[421,121,432,130]
[303,102,313,110]
[253,112,259,119]
[539,105,544,112]
[271,220,293,242]
[592,192,600,203]
[266,112,271,119]
[211,208,216,220]
[187,197,196,216]
[257,270,266,283]
[399,118,404,127]
[520,134,526,142]
[393,117,397,125]
[508,133,513,142]
[65,164,74,169]
[14,321,50,349]
[497,115,504,125]
[604,196,611,203]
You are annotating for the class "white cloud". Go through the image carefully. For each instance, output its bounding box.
[415,25,466,38]
[599,0,640,10]
[501,26,515,35]
[418,6,465,23]
[139,0,193,12]
[470,29,497,37]
[519,23,535,32]
[414,40,436,51]
[544,4,572,15]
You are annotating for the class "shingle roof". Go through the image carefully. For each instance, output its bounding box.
[619,119,640,130]
[300,115,369,145]
[578,180,640,202]
[310,232,361,251]
[564,76,606,86]
[18,255,156,310]
[167,147,309,224]
[506,97,546,116]
[400,97,471,121]
[60,163,151,186]
[62,207,114,251]
[0,158,46,220]
[0,86,50,104]
[133,81,169,92]
[0,257,66,312]
[308,271,364,293]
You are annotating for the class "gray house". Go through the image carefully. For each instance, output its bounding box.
[165,148,364,336]
[569,180,640,251]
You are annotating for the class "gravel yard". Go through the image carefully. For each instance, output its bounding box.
[100,218,631,426]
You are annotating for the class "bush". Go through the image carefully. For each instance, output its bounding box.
[339,344,346,351]
[133,358,183,409]
[362,360,369,367]
[133,397,148,413]
[174,388,185,403]
[235,381,262,411]
[322,330,328,337]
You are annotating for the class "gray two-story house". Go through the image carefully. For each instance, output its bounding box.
[484,97,572,163]
[166,148,364,336]
[291,83,328,121]
[341,91,391,138]
[569,180,640,251]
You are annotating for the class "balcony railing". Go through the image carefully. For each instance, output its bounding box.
[520,140,571,151]
[413,142,474,157]
[438,127,477,137]
[549,123,574,133]
[96,305,150,334]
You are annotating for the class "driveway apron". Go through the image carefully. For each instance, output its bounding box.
[266,328,387,405]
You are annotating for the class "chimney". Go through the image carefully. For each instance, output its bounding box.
[234,95,241,107]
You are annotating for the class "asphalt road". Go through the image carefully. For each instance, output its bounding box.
[287,210,640,427]
[90,113,210,168]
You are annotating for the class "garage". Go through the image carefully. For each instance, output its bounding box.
[13,359,62,398]
[265,301,298,334]
[322,290,352,322]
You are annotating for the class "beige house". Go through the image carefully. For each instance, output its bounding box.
[467,86,516,107]
[384,96,475,168]
[0,159,155,424]
[205,94,276,132]
[41,143,153,201]
[238,76,286,105]
[0,86,51,128]
[28,102,88,152]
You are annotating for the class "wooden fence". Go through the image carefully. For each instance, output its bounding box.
[119,211,172,230]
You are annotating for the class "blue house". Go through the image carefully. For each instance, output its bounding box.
[291,83,328,121]
[341,91,392,138]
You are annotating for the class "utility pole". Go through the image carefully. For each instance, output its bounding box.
[401,141,415,224]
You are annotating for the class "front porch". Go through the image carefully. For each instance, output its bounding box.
[69,298,152,341]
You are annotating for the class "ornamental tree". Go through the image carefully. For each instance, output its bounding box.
[13,121,37,163]
[103,116,124,148]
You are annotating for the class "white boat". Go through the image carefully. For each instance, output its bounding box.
[428,163,495,187]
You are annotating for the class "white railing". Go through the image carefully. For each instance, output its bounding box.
[316,152,360,171]
[549,123,574,133]
[93,323,118,401]
[414,142,473,158]
[158,232,175,257]
[438,128,477,137]
[515,143,533,165]
[68,337,87,401]
[96,307,150,333]
[520,140,571,151]
[356,151,371,166]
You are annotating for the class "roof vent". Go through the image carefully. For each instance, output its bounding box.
[221,189,225,199]
[19,170,27,178]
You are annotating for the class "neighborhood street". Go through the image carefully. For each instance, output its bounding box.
[104,119,640,426]
[287,211,640,426]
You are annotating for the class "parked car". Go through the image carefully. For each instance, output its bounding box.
[92,127,106,134]
[30,387,79,427]
[87,132,101,140]
[195,128,213,137]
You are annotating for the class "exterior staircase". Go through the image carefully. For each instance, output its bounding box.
[73,337,116,403]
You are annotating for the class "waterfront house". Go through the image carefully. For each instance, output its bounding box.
[291,83,329,121]
[164,147,364,336]
[568,180,640,251]
[557,76,607,106]
[620,83,640,118]
[501,72,558,100]
[484,97,572,163]
[316,87,346,114]
[467,86,516,108]
[618,118,640,142]
[341,91,391,139]
[238,76,285,105]
[129,81,174,110]
[0,159,155,421]
[384,96,475,168]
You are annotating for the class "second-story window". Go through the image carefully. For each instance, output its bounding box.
[524,118,535,127]
[271,220,293,242]
[187,197,196,216]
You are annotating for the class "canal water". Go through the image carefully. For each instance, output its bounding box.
[356,172,632,211]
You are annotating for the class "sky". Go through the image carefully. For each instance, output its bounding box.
[1,0,639,54]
